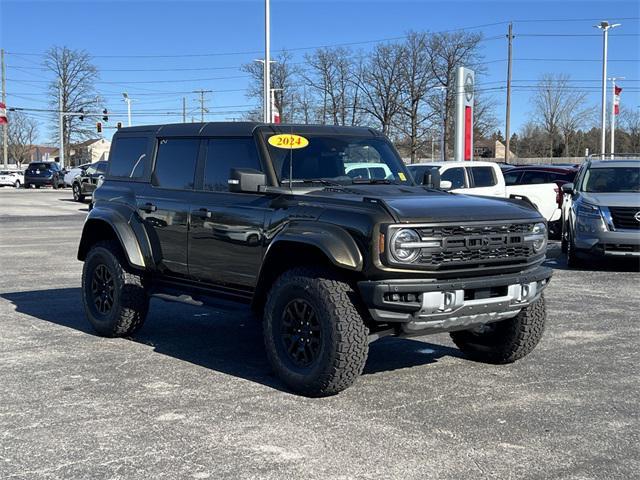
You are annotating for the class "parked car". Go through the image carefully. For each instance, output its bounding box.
[344,162,393,180]
[0,170,24,188]
[23,161,65,189]
[72,160,108,201]
[64,163,91,187]
[504,165,578,191]
[77,122,552,397]
[561,158,640,266]
[407,161,561,226]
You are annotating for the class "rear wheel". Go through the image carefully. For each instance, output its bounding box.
[263,267,369,397]
[450,295,546,364]
[73,183,85,202]
[14,180,21,189]
[82,240,149,337]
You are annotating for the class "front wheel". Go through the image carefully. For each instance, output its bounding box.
[263,267,369,397]
[566,229,583,268]
[82,240,149,337]
[73,183,85,202]
[450,295,546,364]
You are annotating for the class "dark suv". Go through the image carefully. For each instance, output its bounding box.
[24,161,65,189]
[78,123,552,396]
[72,160,108,201]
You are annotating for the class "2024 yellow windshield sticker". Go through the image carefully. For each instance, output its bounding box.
[268,134,309,149]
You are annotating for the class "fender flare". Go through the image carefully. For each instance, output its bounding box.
[265,222,363,271]
[77,206,150,269]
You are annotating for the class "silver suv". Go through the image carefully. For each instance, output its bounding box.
[561,159,640,266]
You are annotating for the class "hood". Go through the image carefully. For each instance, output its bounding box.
[581,192,640,208]
[307,185,542,223]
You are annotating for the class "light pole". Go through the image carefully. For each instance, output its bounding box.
[264,0,271,124]
[609,76,624,156]
[594,21,620,159]
[435,86,447,161]
[122,92,132,127]
[255,59,276,122]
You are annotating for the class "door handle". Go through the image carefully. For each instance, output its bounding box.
[192,208,212,219]
[139,202,157,213]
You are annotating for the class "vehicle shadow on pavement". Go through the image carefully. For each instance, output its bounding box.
[544,255,640,272]
[1,287,461,392]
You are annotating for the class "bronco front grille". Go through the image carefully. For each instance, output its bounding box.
[389,222,537,270]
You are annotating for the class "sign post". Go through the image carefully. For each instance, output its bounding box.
[454,67,474,161]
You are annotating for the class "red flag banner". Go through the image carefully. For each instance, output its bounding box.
[0,102,7,125]
[614,85,622,115]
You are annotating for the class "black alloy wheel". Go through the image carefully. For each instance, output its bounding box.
[279,298,322,368]
[91,264,115,315]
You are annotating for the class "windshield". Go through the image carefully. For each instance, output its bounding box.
[581,167,640,193]
[262,133,413,186]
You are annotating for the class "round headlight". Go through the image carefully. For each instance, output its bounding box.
[531,222,547,253]
[390,228,421,263]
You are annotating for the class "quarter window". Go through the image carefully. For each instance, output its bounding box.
[503,170,521,185]
[152,138,199,190]
[203,138,261,192]
[108,137,149,179]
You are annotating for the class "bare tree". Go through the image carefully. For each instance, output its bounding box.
[7,111,38,168]
[396,32,438,163]
[242,50,299,122]
[473,92,499,140]
[425,31,484,159]
[303,47,360,125]
[619,107,640,152]
[43,46,101,163]
[532,73,589,157]
[357,43,404,135]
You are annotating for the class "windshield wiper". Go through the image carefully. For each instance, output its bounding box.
[351,178,395,185]
[283,178,346,187]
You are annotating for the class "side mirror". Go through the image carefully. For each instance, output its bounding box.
[561,182,574,195]
[228,168,266,193]
[440,180,453,190]
[423,169,441,189]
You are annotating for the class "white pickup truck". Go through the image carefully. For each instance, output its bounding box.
[407,161,561,224]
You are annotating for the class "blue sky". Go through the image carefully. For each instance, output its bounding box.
[1,0,638,144]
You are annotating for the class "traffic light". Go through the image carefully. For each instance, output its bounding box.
[96,122,102,133]
[78,108,85,121]
[102,109,108,122]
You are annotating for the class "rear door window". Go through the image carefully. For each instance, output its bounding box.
[521,171,550,184]
[109,137,149,179]
[468,166,497,187]
[152,138,199,190]
[441,167,466,189]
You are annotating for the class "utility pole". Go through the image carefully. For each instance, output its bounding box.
[504,22,514,164]
[122,92,132,127]
[58,79,65,169]
[437,87,447,161]
[182,97,186,123]
[595,21,621,159]
[609,77,624,156]
[264,0,271,123]
[1,48,7,168]
[194,89,212,123]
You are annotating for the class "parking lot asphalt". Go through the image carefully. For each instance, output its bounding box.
[1,189,638,480]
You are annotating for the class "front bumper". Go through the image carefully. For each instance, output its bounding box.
[574,229,640,257]
[358,265,552,335]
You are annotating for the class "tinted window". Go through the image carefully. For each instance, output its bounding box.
[521,171,549,184]
[347,167,369,179]
[96,161,108,174]
[442,167,466,189]
[203,138,261,192]
[504,170,521,185]
[369,167,388,179]
[152,138,199,190]
[469,166,496,187]
[29,163,53,171]
[109,137,149,179]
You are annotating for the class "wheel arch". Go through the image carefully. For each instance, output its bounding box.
[77,210,149,270]
[251,223,364,312]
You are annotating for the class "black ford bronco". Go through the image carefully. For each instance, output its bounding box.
[78,122,552,396]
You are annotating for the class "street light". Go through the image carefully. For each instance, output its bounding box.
[264,0,271,124]
[594,21,621,159]
[255,58,277,123]
[122,92,132,127]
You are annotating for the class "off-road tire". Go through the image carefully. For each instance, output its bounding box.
[73,183,85,202]
[82,240,149,337]
[450,295,546,364]
[263,267,369,397]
